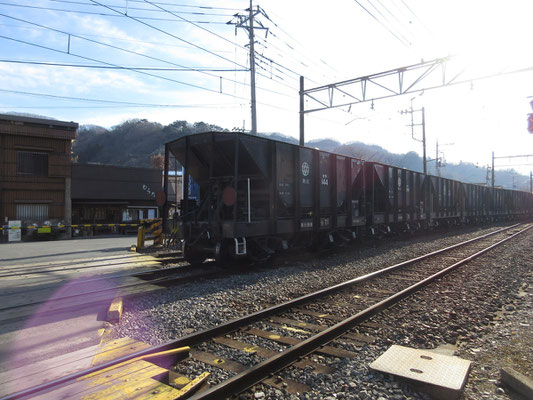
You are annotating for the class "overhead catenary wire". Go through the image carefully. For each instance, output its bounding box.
[260,7,341,77]
[395,0,434,36]
[88,0,248,69]
[142,0,245,49]
[0,14,292,98]
[87,0,296,92]
[0,22,234,53]
[54,0,241,12]
[0,86,299,114]
[255,31,331,84]
[4,1,319,93]
[139,0,299,92]
[0,1,235,17]
[0,33,235,94]
[364,0,415,44]
[0,1,231,23]
[0,59,248,72]
[0,88,245,108]
[0,1,356,120]
[352,0,411,48]
[254,39,323,86]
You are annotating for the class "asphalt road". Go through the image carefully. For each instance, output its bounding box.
[0,236,137,267]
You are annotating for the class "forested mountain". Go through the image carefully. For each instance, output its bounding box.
[73,119,226,167]
[72,118,530,191]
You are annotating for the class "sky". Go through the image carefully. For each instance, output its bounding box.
[1,0,533,179]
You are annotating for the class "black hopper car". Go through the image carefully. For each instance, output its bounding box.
[164,132,533,265]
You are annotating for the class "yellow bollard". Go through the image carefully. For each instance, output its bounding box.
[137,226,145,250]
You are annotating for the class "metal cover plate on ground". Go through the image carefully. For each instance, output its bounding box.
[370,345,471,391]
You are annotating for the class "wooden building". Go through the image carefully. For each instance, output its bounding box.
[0,114,78,234]
[71,164,162,235]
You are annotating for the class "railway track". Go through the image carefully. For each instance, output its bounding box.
[3,222,530,400]
[0,257,226,323]
[1,223,511,320]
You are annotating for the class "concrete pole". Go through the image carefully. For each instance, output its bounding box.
[299,76,305,146]
[491,151,495,188]
[422,107,427,175]
[436,139,439,176]
[249,0,257,135]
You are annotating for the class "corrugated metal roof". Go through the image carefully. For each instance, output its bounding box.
[0,114,79,129]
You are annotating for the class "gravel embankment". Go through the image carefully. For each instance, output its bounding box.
[285,227,532,400]
[113,225,532,399]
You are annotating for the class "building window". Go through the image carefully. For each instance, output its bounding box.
[16,204,49,223]
[122,209,135,222]
[17,151,48,176]
[94,208,106,220]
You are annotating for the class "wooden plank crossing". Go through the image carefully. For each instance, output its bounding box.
[0,336,180,400]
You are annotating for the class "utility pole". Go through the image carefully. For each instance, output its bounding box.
[228,2,268,136]
[422,107,427,175]
[434,139,454,177]
[401,103,427,174]
[491,151,495,188]
[492,153,533,189]
[530,171,532,193]
[436,140,439,176]
[248,0,257,136]
[299,76,304,146]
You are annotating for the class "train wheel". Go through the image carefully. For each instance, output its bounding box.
[214,241,230,266]
[183,242,206,266]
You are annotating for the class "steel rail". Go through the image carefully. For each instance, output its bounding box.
[0,256,185,278]
[0,263,219,313]
[0,223,524,400]
[189,223,533,399]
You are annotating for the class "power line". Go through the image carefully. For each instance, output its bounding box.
[0,86,296,114]
[0,33,241,96]
[140,0,297,92]
[361,0,412,45]
[352,0,411,47]
[0,14,292,98]
[142,0,243,48]
[0,59,248,72]
[254,53,301,84]
[395,0,433,36]
[70,0,241,11]
[0,88,243,107]
[1,1,234,17]
[260,8,341,77]
[0,1,230,23]
[254,29,330,84]
[254,39,321,85]
[369,0,416,42]
[0,21,234,53]
[88,0,246,69]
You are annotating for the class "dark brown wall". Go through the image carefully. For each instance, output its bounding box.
[72,164,162,201]
[0,115,77,224]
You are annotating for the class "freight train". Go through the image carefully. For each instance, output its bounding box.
[163,132,533,265]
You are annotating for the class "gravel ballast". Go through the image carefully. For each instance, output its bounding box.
[113,225,532,399]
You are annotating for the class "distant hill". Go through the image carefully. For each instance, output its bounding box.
[72,119,530,191]
[73,119,226,167]
[308,138,341,152]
